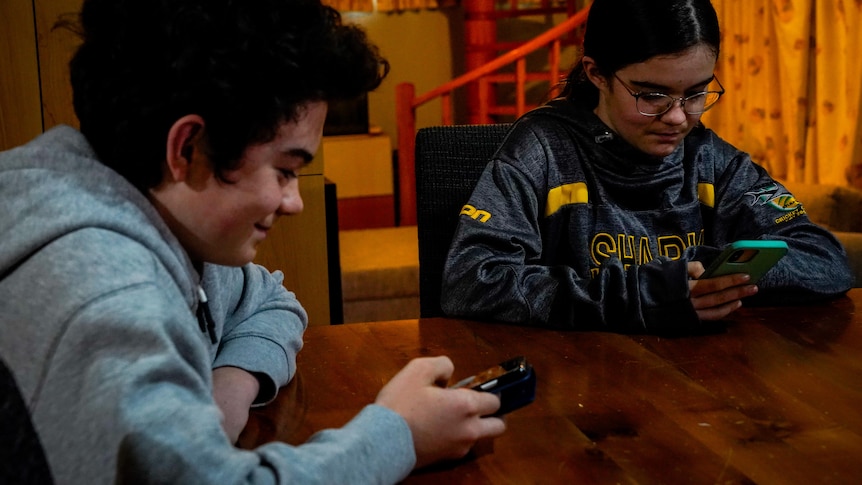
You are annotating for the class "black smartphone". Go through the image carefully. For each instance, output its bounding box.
[450,356,536,415]
[700,240,788,284]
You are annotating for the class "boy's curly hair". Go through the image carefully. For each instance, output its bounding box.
[68,0,388,190]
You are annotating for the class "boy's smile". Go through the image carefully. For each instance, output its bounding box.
[150,101,327,267]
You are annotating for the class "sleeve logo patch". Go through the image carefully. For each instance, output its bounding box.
[744,184,801,212]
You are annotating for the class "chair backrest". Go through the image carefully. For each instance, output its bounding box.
[0,358,54,484]
[415,124,511,318]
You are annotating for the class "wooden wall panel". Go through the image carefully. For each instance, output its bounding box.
[0,0,42,150]
[33,0,82,130]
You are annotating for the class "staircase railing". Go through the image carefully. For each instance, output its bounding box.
[395,5,590,226]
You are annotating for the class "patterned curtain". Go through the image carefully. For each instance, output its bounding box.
[323,0,457,12]
[703,0,862,188]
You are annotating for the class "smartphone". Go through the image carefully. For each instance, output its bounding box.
[450,356,536,415]
[700,240,788,284]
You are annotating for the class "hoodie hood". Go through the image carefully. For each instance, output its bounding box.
[0,125,199,307]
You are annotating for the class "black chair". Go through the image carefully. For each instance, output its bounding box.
[415,124,512,318]
[0,358,54,484]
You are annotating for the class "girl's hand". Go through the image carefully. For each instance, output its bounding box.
[687,261,758,320]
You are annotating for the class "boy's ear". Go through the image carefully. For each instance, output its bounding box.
[165,115,205,182]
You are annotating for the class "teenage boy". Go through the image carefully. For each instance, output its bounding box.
[0,0,505,483]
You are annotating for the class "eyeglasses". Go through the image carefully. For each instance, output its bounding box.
[613,74,725,116]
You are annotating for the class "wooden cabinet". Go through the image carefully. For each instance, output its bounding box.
[0,0,332,325]
[254,155,333,326]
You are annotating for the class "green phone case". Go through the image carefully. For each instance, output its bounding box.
[701,240,788,284]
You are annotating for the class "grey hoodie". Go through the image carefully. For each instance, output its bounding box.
[0,126,414,484]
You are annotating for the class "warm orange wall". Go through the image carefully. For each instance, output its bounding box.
[345,8,462,149]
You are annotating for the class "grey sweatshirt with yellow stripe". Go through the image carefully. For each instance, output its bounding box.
[442,99,852,333]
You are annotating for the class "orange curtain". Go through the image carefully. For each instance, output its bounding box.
[323,0,457,12]
[703,0,862,188]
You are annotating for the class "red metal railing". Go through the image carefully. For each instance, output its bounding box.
[395,5,590,226]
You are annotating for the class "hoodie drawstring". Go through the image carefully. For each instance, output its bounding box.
[196,286,217,344]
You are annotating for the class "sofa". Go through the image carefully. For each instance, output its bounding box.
[780,180,862,287]
[339,226,419,323]
[336,181,862,323]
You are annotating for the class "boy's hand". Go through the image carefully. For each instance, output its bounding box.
[375,356,507,469]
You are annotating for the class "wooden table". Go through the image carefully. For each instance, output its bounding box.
[238,289,862,484]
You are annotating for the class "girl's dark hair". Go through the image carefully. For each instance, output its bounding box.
[561,0,720,108]
[67,0,389,191]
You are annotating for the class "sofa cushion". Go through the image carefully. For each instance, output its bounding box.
[834,231,862,287]
[778,180,862,287]
[781,180,862,232]
[339,226,419,302]
[342,296,420,324]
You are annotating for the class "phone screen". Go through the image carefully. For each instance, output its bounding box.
[451,357,528,390]
[449,357,537,415]
[457,364,508,389]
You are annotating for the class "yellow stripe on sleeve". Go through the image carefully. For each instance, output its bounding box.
[545,182,589,217]
[698,182,715,208]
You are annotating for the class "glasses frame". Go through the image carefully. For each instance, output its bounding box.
[613,74,725,117]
